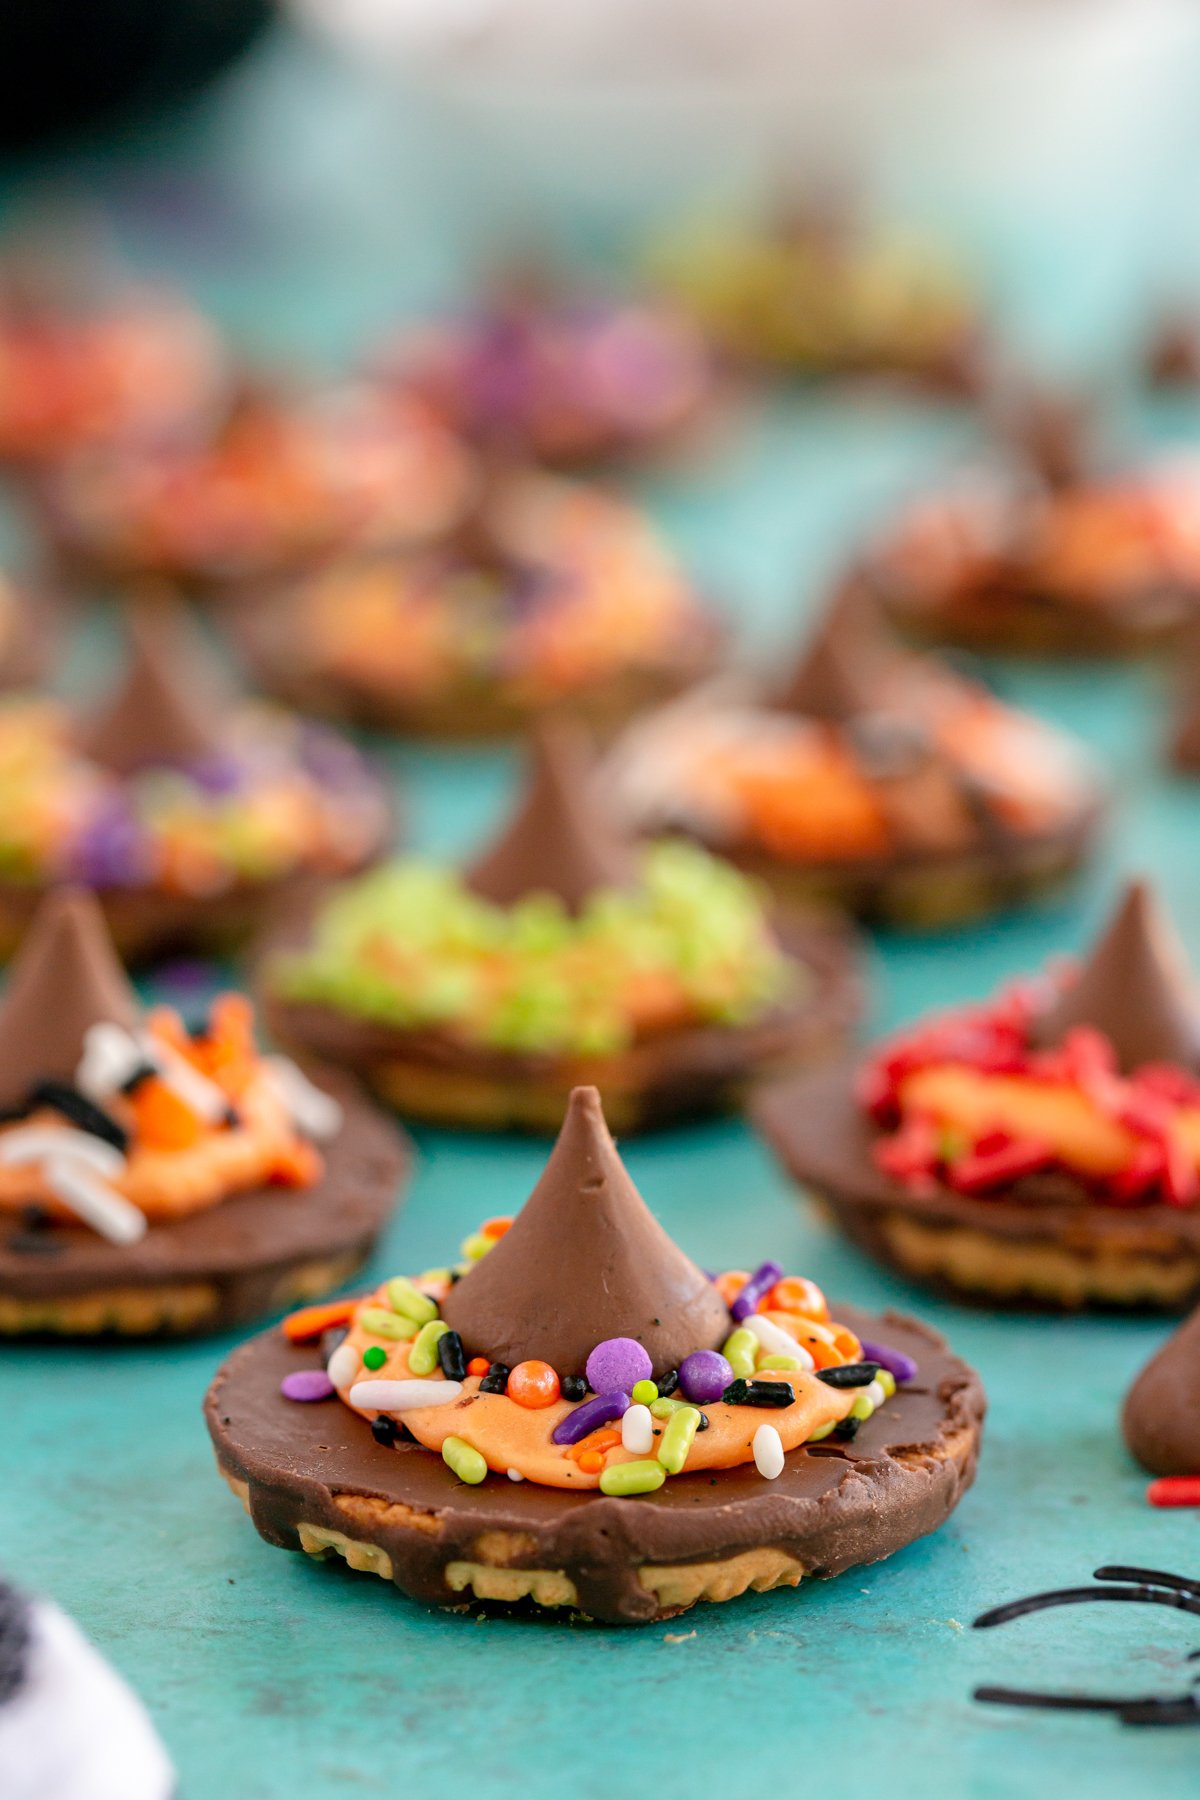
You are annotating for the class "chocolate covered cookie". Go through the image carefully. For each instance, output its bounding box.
[205,1086,983,1623]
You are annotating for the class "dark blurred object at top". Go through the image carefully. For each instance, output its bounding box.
[0,0,274,153]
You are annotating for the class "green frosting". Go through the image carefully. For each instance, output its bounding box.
[272,840,797,1056]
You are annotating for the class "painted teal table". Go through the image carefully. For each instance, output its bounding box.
[2,27,1200,1800]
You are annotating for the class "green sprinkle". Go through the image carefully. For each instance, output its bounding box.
[442,1436,488,1485]
[722,1327,758,1379]
[419,1267,452,1287]
[757,1352,806,1372]
[632,1380,659,1406]
[599,1459,667,1497]
[850,1393,876,1422]
[409,1319,451,1376]
[657,1405,701,1475]
[649,1396,691,1420]
[461,1232,493,1263]
[362,1345,387,1372]
[807,1420,836,1443]
[385,1277,437,1324]
[359,1307,419,1341]
[877,1369,896,1399]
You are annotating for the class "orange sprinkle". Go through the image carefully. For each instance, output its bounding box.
[282,1297,357,1342]
[828,1325,863,1362]
[268,1140,323,1188]
[714,1270,750,1307]
[481,1217,512,1240]
[578,1451,605,1474]
[467,1357,490,1378]
[128,1079,204,1151]
[566,1428,621,1463]
[506,1360,561,1409]
[765,1276,829,1323]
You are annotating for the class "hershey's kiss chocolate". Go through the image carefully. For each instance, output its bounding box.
[440,1084,730,1375]
[0,887,139,1110]
[1169,626,1200,774]
[464,720,638,915]
[1122,1304,1200,1476]
[1031,879,1200,1074]
[775,581,902,721]
[76,602,232,777]
[1146,318,1200,389]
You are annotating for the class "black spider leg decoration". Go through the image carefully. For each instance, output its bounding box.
[972,1568,1200,1723]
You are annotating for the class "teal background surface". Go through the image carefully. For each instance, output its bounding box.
[2,25,1200,1800]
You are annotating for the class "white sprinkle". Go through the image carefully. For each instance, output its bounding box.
[348,1379,462,1412]
[864,1380,886,1410]
[506,1468,525,1482]
[144,1036,227,1123]
[326,1343,359,1389]
[44,1155,146,1245]
[0,1127,125,1178]
[264,1056,344,1141]
[752,1423,785,1481]
[621,1403,654,1455]
[76,1022,144,1101]
[742,1313,814,1369]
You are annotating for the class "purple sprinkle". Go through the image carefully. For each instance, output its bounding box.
[68,802,155,888]
[280,1369,335,1403]
[551,1390,631,1446]
[678,1350,733,1406]
[858,1341,918,1384]
[730,1261,785,1322]
[182,753,245,796]
[585,1337,652,1396]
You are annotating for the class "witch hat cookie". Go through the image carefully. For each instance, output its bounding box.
[1032,880,1200,1072]
[205,1084,983,1623]
[606,580,1102,927]
[441,1086,728,1370]
[1123,1305,1200,1476]
[758,877,1200,1311]
[262,725,861,1132]
[0,887,409,1336]
[77,604,230,776]
[0,602,390,964]
[0,887,138,1110]
[465,720,638,914]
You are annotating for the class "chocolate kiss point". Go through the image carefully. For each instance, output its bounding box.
[1122,1305,1200,1476]
[464,721,639,915]
[77,602,231,777]
[0,887,139,1110]
[440,1085,730,1375]
[1032,880,1200,1073]
[776,583,900,720]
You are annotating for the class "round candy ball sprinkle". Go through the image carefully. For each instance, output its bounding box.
[679,1349,733,1405]
[506,1360,561,1409]
[280,1369,335,1403]
[586,1337,652,1397]
[362,1345,387,1372]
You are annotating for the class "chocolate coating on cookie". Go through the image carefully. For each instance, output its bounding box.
[205,1302,984,1624]
[441,1085,729,1371]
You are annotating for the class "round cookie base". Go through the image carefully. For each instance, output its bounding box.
[756,1062,1200,1312]
[260,915,863,1135]
[204,1303,984,1625]
[0,1073,410,1337]
[875,582,1198,660]
[227,597,728,743]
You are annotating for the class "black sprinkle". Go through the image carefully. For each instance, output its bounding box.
[448,1269,463,1284]
[657,1369,679,1398]
[479,1362,510,1395]
[371,1415,399,1446]
[320,1326,349,1364]
[721,1379,795,1409]
[7,1204,63,1257]
[817,1362,882,1389]
[438,1330,467,1382]
[0,1580,32,1705]
[560,1375,587,1403]
[832,1417,861,1441]
[695,1411,710,1431]
[27,1082,127,1154]
[223,1106,241,1130]
[118,1063,158,1097]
